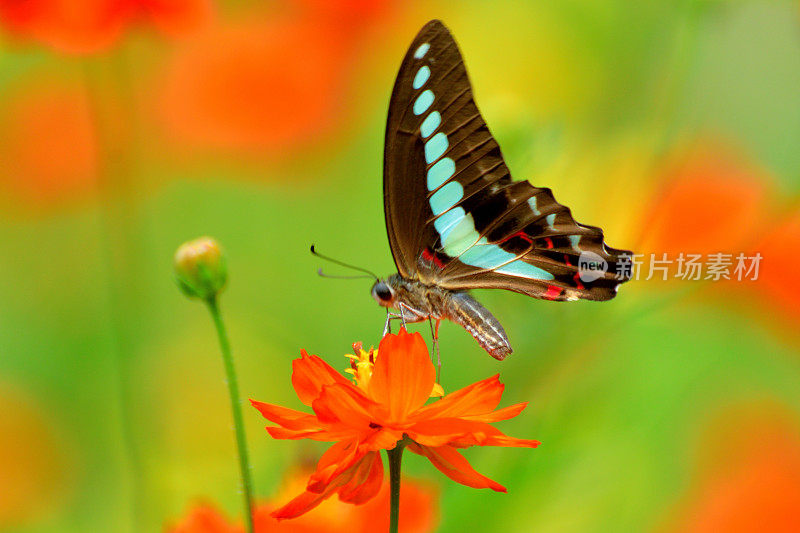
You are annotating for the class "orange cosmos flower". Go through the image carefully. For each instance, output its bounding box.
[0,75,100,210]
[0,0,211,54]
[640,142,771,256]
[753,212,800,320]
[659,403,800,533]
[250,328,539,519]
[158,13,348,157]
[169,478,437,532]
[170,503,234,533]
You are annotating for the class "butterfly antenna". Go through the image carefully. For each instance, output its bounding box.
[310,245,379,280]
[316,269,374,280]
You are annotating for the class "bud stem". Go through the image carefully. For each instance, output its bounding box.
[205,296,255,533]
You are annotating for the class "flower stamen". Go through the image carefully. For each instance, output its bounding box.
[346,341,444,398]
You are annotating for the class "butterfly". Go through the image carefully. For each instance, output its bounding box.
[370,19,633,360]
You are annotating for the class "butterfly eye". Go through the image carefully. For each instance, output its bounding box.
[372,282,393,302]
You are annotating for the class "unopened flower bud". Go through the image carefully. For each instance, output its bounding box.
[174,237,227,300]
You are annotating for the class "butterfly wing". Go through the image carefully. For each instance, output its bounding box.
[384,20,632,302]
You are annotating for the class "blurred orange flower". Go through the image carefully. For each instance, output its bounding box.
[158,13,350,156]
[251,329,538,519]
[170,504,232,533]
[640,143,771,256]
[291,0,397,34]
[0,0,211,54]
[0,77,98,209]
[0,386,72,527]
[662,404,800,533]
[753,212,800,319]
[637,139,800,323]
[169,477,437,532]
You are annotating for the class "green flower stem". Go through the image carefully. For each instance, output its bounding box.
[387,439,408,533]
[205,296,255,533]
[84,53,145,532]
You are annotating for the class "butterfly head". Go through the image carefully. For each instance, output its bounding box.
[370,279,396,307]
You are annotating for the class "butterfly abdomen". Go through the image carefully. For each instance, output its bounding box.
[445,292,511,360]
[381,276,511,359]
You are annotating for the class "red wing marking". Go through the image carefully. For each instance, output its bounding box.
[422,248,447,269]
[500,231,533,245]
[544,237,554,249]
[543,285,563,301]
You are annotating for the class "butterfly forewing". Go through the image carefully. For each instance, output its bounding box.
[384,20,632,302]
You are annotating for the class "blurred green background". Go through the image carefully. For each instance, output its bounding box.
[1,0,800,531]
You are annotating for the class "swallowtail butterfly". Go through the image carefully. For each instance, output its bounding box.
[370,20,633,359]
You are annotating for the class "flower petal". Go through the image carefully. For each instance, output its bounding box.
[412,375,504,421]
[292,350,355,406]
[481,435,541,448]
[271,469,354,520]
[307,440,361,492]
[450,433,541,449]
[266,427,357,442]
[312,383,375,428]
[271,489,332,521]
[408,418,504,447]
[462,402,528,423]
[271,445,374,520]
[266,426,326,440]
[368,329,435,422]
[408,443,507,492]
[362,427,404,451]
[338,451,384,504]
[412,417,539,449]
[249,400,319,430]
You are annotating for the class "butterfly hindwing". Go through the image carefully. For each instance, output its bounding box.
[384,20,632,302]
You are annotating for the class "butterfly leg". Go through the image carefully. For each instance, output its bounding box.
[429,317,442,383]
[397,303,411,329]
[384,310,404,336]
[383,308,392,335]
[383,304,424,337]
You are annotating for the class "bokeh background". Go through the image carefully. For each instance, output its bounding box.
[1,0,800,531]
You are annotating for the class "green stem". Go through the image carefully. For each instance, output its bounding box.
[387,440,407,533]
[83,53,144,532]
[206,297,255,533]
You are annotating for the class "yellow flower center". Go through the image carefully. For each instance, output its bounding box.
[344,344,375,392]
[344,342,444,398]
